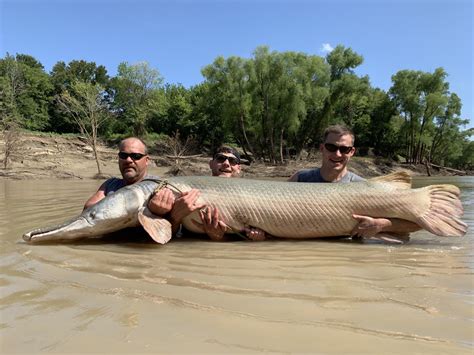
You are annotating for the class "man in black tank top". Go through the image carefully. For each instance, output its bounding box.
[83,137,168,215]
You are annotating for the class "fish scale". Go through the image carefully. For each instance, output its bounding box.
[165,174,466,239]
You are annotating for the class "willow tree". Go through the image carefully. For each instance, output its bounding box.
[292,54,330,155]
[294,45,363,153]
[202,56,255,156]
[321,46,364,132]
[366,88,400,157]
[57,81,109,175]
[428,93,472,167]
[265,51,308,163]
[389,68,450,164]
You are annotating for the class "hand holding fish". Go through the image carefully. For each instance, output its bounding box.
[198,206,229,241]
[351,214,422,239]
[148,188,175,216]
[351,214,390,238]
[169,189,204,225]
[243,227,266,241]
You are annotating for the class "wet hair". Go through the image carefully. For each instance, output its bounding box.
[119,137,148,154]
[213,145,241,162]
[323,125,355,145]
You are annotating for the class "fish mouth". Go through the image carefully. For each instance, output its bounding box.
[23,216,95,243]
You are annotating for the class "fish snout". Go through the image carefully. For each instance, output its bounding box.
[22,232,33,242]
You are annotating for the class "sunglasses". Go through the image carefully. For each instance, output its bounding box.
[214,154,240,166]
[324,143,353,154]
[118,152,147,161]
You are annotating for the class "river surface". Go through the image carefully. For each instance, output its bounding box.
[1,176,473,353]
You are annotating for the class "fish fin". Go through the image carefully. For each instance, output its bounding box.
[364,232,411,244]
[138,207,172,244]
[368,171,412,189]
[416,184,468,237]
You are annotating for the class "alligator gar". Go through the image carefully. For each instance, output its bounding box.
[22,172,467,244]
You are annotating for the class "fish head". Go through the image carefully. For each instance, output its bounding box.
[23,190,140,243]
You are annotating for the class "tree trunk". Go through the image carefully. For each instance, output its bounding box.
[239,112,254,155]
[91,126,102,175]
[279,128,285,164]
[269,126,275,164]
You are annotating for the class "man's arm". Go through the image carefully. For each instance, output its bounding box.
[351,215,421,238]
[83,182,107,210]
[288,172,299,182]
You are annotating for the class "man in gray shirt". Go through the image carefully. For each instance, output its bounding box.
[289,125,420,239]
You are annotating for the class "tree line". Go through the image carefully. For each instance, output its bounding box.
[0,45,472,171]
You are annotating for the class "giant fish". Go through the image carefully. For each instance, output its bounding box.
[22,172,467,244]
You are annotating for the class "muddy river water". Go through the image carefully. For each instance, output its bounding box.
[1,176,473,353]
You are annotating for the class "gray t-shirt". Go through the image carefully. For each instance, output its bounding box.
[295,168,364,183]
[103,175,160,195]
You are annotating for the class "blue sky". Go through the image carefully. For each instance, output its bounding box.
[1,0,472,129]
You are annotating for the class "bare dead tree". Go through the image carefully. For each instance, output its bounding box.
[0,56,24,169]
[2,122,21,169]
[57,81,109,175]
[161,131,198,175]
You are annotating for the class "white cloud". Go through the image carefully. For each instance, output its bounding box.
[321,43,334,53]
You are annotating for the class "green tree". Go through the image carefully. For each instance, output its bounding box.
[0,53,52,130]
[202,56,255,156]
[187,82,228,149]
[292,54,330,155]
[247,47,304,162]
[148,84,190,136]
[389,68,449,163]
[454,139,474,170]
[0,76,21,168]
[429,93,459,162]
[366,89,400,157]
[321,46,364,129]
[49,60,109,132]
[110,61,163,137]
[296,45,363,153]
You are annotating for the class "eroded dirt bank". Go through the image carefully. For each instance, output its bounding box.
[0,132,456,181]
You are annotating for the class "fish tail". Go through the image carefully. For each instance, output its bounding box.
[416,184,467,237]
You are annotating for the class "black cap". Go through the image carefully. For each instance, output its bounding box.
[213,146,241,162]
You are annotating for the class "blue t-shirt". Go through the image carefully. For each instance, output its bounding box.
[103,175,160,195]
[296,168,364,183]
